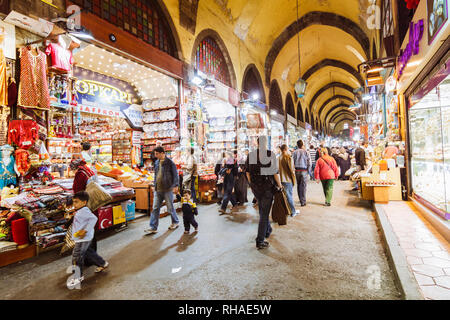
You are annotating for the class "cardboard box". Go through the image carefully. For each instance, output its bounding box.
[113,205,126,225]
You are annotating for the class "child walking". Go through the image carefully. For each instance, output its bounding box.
[68,191,109,287]
[182,190,198,234]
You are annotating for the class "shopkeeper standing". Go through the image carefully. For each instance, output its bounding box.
[182,148,198,203]
[71,158,96,194]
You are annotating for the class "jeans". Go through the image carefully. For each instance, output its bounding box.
[282,182,296,213]
[150,191,179,230]
[255,190,274,244]
[321,179,335,204]
[72,240,105,276]
[221,177,237,210]
[183,176,197,203]
[310,163,316,180]
[295,171,308,205]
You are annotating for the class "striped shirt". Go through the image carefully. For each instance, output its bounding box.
[309,149,316,165]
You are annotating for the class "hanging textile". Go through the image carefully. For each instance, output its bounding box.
[0,48,8,107]
[45,43,74,72]
[18,47,50,110]
[8,119,39,150]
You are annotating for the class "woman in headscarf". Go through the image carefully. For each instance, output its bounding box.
[70,158,96,194]
[338,147,351,180]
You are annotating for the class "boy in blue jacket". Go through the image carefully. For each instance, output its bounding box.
[69,191,109,287]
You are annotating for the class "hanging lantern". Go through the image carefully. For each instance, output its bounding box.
[295,78,307,98]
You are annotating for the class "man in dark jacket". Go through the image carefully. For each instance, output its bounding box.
[145,147,180,234]
[246,136,283,250]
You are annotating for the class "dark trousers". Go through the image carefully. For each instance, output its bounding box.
[255,191,274,244]
[183,212,198,232]
[221,177,237,210]
[72,240,106,276]
[190,177,197,203]
[295,170,308,205]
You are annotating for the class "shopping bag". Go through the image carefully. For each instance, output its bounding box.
[85,180,113,212]
[60,224,75,255]
[271,189,291,226]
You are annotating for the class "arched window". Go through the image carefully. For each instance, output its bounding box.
[195,37,231,87]
[297,102,304,122]
[269,80,283,113]
[242,64,265,103]
[285,93,295,118]
[305,109,310,125]
[71,0,178,57]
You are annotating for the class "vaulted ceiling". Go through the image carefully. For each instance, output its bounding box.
[170,0,377,135]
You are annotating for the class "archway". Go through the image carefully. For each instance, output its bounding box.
[285,93,295,118]
[269,80,283,114]
[242,64,266,103]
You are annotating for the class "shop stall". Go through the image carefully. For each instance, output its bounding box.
[237,101,269,151]
[286,114,301,149]
[395,0,450,219]
[269,112,285,152]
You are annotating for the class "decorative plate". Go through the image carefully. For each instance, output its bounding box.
[168,96,177,107]
[225,116,235,126]
[168,109,177,120]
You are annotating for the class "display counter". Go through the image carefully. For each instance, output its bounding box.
[360,165,402,202]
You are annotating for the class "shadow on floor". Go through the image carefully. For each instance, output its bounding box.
[10,229,195,299]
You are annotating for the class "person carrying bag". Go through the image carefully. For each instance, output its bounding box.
[314,148,339,207]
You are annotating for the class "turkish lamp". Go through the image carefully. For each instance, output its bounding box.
[295,78,307,98]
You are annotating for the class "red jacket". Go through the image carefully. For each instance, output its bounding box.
[315,155,339,180]
[73,165,95,193]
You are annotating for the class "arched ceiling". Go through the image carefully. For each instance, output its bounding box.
[175,0,374,135]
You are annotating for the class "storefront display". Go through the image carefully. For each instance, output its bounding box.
[270,112,285,152]
[237,102,269,151]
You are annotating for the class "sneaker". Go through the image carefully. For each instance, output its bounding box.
[301,203,306,207]
[144,228,157,234]
[168,223,179,230]
[291,211,299,218]
[184,230,189,234]
[95,261,109,273]
[218,208,227,215]
[67,276,84,288]
[194,227,198,232]
[256,241,270,250]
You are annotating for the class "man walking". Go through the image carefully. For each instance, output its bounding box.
[308,144,316,181]
[246,136,283,250]
[355,141,368,171]
[292,140,310,207]
[182,148,198,203]
[145,147,180,234]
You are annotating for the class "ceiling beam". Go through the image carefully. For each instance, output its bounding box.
[328,110,356,124]
[302,59,364,86]
[309,82,355,116]
[317,95,354,118]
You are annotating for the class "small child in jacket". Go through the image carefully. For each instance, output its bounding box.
[68,191,109,288]
[182,190,198,234]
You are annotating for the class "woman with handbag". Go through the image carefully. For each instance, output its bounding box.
[278,144,298,217]
[314,148,339,207]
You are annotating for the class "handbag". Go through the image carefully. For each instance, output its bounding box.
[271,189,291,226]
[85,178,113,212]
[60,224,75,255]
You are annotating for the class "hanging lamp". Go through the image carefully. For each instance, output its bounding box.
[294,0,307,98]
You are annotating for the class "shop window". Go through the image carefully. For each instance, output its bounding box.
[195,37,231,87]
[71,0,176,57]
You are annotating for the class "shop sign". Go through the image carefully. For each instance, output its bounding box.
[427,0,449,45]
[287,114,297,125]
[75,80,133,105]
[77,103,124,118]
[385,75,397,93]
[397,19,424,79]
[4,11,54,37]
[214,80,229,102]
[270,112,285,123]
[122,104,143,129]
[132,131,142,145]
[228,87,240,107]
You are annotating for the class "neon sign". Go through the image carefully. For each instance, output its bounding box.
[397,19,424,79]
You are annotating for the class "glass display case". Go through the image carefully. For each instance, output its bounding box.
[270,120,285,152]
[409,74,450,214]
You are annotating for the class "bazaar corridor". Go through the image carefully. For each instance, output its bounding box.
[0,181,401,300]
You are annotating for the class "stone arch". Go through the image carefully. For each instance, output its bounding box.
[318,95,354,119]
[297,102,304,122]
[329,110,356,124]
[264,11,370,85]
[269,80,283,113]
[285,93,295,118]
[327,108,356,123]
[155,0,185,60]
[242,64,266,103]
[334,117,354,131]
[191,29,238,89]
[301,59,364,86]
[309,82,355,115]
[305,108,310,125]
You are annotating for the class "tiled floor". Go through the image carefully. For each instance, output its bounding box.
[382,201,450,300]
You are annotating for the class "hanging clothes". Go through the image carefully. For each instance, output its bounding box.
[18,47,50,110]
[45,43,73,72]
[0,48,8,106]
[0,154,17,189]
[8,120,39,150]
[15,149,30,176]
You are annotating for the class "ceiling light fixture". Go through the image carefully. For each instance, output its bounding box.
[294,0,307,98]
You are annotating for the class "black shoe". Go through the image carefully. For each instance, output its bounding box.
[301,203,306,207]
[265,233,271,239]
[325,202,331,206]
[256,241,269,249]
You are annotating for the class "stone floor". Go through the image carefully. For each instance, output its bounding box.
[0,181,401,300]
[381,201,450,300]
